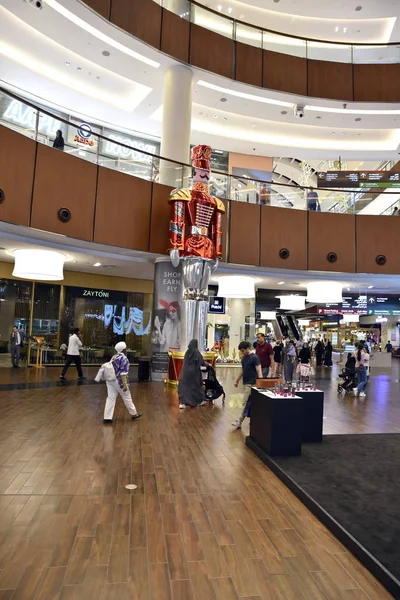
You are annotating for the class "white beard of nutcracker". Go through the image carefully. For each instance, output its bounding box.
[168,145,225,352]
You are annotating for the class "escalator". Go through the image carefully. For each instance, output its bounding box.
[276,315,288,338]
[286,315,302,341]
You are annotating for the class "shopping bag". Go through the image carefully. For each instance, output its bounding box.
[228,393,244,409]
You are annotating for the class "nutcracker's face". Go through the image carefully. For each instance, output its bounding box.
[193,168,210,185]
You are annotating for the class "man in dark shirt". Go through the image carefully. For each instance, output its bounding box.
[232,341,262,429]
[385,341,393,353]
[255,332,274,378]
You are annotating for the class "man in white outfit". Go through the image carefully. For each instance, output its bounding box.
[103,341,143,424]
[60,328,85,380]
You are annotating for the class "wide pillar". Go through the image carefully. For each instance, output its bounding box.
[159,65,193,187]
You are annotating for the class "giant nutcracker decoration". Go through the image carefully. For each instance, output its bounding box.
[168,144,225,355]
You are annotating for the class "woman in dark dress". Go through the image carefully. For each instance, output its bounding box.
[273,340,283,377]
[178,339,208,409]
[324,340,333,367]
[298,342,311,364]
[315,339,324,366]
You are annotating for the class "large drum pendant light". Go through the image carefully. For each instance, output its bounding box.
[306,281,343,304]
[277,295,306,311]
[218,276,256,298]
[13,249,66,281]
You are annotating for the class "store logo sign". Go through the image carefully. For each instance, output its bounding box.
[2,99,62,137]
[83,289,109,298]
[74,123,95,147]
[102,133,157,164]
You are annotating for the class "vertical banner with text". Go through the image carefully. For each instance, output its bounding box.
[151,259,183,380]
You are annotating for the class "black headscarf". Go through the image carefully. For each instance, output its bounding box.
[185,339,201,363]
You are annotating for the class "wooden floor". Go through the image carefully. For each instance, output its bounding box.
[0,364,396,599]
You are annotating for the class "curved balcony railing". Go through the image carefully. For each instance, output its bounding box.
[158,0,400,64]
[1,86,399,216]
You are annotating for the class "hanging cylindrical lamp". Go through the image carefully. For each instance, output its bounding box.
[259,311,277,320]
[218,276,256,299]
[306,281,343,304]
[277,295,306,311]
[13,249,66,281]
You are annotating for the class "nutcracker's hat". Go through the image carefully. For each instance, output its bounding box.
[191,145,212,171]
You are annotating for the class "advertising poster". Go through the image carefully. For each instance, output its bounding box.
[151,259,183,379]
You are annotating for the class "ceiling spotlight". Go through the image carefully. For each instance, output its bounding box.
[94,262,102,267]
[368,285,374,289]
[213,115,218,119]
[335,27,339,32]
[278,281,285,285]
[220,97,227,103]
[228,7,232,14]
[355,5,362,10]
[102,50,110,56]
[343,27,347,33]
[65,61,70,66]
[217,4,222,11]
[355,117,362,121]
[281,110,288,115]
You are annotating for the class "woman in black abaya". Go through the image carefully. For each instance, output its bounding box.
[178,339,208,408]
[324,340,333,367]
[315,339,324,366]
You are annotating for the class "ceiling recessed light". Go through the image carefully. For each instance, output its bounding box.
[343,27,347,33]
[77,67,82,71]
[278,281,285,285]
[217,4,222,11]
[273,0,280,3]
[94,262,102,267]
[368,285,374,289]
[65,61,70,66]
[355,117,362,121]
[228,7,232,14]
[331,132,336,136]
[223,117,228,120]
[335,27,339,32]
[316,116,321,119]
[102,50,110,57]
[355,5,362,10]
[281,110,288,115]
[220,97,227,102]
[96,76,100,80]
[213,115,218,119]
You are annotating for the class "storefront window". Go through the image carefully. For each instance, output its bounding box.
[31,283,60,346]
[60,286,152,363]
[0,280,32,357]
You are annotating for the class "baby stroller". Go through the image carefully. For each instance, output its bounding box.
[338,367,357,394]
[202,365,225,403]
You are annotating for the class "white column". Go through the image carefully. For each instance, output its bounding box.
[159,65,193,187]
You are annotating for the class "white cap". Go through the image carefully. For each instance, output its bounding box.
[115,341,127,353]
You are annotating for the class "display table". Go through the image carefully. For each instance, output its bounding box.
[248,388,303,457]
[292,387,324,443]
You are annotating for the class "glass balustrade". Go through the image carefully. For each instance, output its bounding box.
[157,0,399,64]
[1,88,399,216]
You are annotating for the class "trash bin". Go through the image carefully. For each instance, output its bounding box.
[138,356,151,382]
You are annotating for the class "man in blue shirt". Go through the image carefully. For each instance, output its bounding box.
[232,341,262,429]
[103,342,143,424]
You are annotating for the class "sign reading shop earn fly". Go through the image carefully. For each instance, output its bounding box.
[318,171,400,188]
